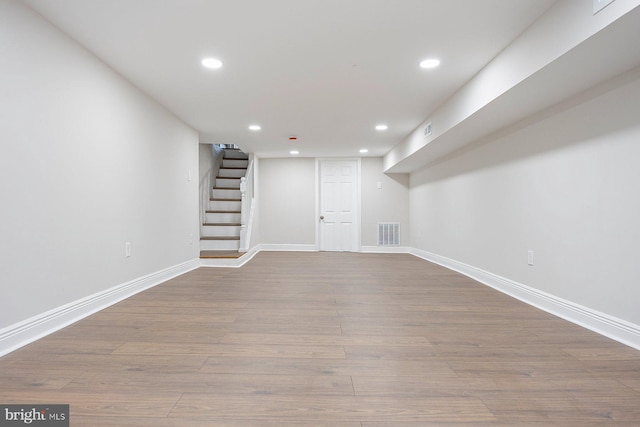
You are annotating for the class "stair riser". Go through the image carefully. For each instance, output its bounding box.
[209,200,241,211]
[222,159,248,168]
[224,150,249,160]
[218,168,246,178]
[200,239,240,251]
[215,178,241,189]
[201,226,241,237]
[206,212,241,223]
[212,188,241,199]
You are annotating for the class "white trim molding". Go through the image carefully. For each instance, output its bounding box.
[361,245,411,254]
[4,248,639,357]
[0,259,200,357]
[258,244,318,252]
[410,248,640,351]
[200,245,261,268]
[199,244,317,268]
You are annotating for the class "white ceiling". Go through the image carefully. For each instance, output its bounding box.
[24,0,557,158]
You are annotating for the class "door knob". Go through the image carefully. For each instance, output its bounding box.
[320,215,325,220]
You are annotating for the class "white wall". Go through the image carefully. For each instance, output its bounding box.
[198,144,221,185]
[257,157,410,249]
[410,69,640,326]
[0,0,199,330]
[198,144,222,228]
[247,155,261,250]
[258,158,317,245]
[384,0,640,173]
[361,158,410,247]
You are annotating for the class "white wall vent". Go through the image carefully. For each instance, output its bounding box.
[378,223,400,246]
[423,122,432,138]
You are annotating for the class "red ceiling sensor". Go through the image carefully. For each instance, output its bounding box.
[288,135,298,141]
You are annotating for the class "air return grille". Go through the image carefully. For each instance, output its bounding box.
[378,223,400,246]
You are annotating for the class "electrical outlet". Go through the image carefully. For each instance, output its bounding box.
[527,250,534,266]
[125,242,132,258]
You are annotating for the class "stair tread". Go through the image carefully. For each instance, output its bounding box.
[210,198,241,202]
[206,210,241,213]
[216,176,241,179]
[203,223,241,226]
[213,186,241,190]
[200,250,243,259]
[201,236,240,240]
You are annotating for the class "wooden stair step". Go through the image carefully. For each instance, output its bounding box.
[200,236,240,241]
[203,223,241,227]
[210,198,241,202]
[199,250,243,259]
[206,210,241,214]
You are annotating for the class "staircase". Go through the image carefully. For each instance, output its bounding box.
[200,148,248,258]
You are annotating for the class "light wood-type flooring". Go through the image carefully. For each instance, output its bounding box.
[1,252,639,426]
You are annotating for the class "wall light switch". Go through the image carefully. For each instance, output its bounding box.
[527,250,534,266]
[125,242,132,258]
[377,181,382,189]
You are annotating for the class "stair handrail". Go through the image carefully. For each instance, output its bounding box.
[239,155,254,252]
[199,146,225,236]
[199,168,211,236]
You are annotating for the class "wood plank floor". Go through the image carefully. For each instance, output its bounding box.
[1,252,639,426]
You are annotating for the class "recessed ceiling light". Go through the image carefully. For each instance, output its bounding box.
[360,149,369,154]
[375,124,388,131]
[419,58,440,69]
[202,57,223,69]
[290,150,299,155]
[248,125,261,131]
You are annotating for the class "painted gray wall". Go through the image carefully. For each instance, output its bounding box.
[257,157,410,248]
[198,144,221,186]
[361,158,410,247]
[257,158,317,245]
[410,69,640,325]
[0,0,199,329]
[198,144,222,227]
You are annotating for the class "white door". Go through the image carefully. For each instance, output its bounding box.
[319,160,359,252]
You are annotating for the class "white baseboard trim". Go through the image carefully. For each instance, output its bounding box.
[410,248,640,351]
[361,246,411,254]
[199,245,261,268]
[0,259,200,357]
[198,244,317,268]
[258,244,319,252]
[5,248,638,357]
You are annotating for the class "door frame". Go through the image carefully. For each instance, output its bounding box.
[315,158,362,252]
